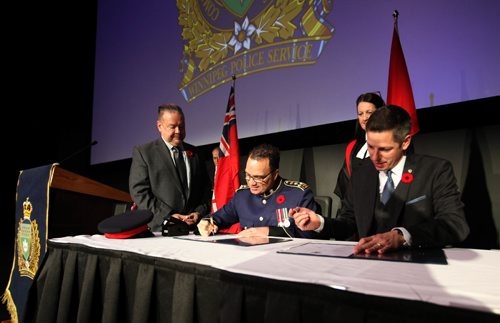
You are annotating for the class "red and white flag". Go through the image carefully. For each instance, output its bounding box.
[212,85,242,233]
[387,16,420,136]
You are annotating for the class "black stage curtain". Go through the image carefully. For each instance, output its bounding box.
[24,242,497,323]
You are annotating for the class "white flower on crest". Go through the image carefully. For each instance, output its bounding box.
[229,16,256,54]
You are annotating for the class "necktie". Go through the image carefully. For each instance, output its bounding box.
[381,170,394,204]
[172,147,188,193]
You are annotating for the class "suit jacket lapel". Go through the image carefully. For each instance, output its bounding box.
[356,165,378,237]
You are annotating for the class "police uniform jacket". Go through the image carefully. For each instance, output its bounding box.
[212,177,319,238]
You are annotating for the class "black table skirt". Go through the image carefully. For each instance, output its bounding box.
[23,241,498,323]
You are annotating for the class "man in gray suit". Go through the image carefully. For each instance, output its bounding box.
[291,105,469,253]
[129,104,210,232]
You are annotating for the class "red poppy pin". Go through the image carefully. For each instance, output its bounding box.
[402,172,413,183]
[186,150,193,157]
[276,195,285,204]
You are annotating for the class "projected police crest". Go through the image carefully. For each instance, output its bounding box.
[177,0,335,102]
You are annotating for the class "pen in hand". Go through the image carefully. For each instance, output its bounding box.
[210,216,215,236]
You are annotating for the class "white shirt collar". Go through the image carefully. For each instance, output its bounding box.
[355,134,370,159]
[162,138,183,151]
[379,155,407,192]
[355,142,369,159]
[390,155,406,179]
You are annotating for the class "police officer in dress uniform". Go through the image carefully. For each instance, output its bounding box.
[197,144,319,238]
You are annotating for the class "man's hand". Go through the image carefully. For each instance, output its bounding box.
[197,218,218,237]
[238,227,269,237]
[185,212,199,225]
[171,212,199,226]
[237,236,270,245]
[289,207,321,231]
[353,230,406,254]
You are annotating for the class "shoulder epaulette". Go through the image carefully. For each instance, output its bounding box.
[236,184,249,192]
[284,180,309,191]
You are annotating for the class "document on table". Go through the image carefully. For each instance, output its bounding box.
[173,234,237,242]
[174,234,292,246]
[278,242,448,264]
[277,242,354,258]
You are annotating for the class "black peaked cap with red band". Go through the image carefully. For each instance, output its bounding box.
[98,210,154,239]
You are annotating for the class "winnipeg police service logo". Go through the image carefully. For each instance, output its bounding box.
[177,0,335,102]
[17,198,41,279]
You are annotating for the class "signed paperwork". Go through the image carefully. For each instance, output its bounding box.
[174,234,292,246]
[278,242,448,265]
[174,236,447,264]
[278,242,354,257]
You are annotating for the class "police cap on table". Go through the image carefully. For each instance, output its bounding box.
[98,210,154,239]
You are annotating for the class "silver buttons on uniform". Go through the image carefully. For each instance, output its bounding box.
[259,216,263,221]
[262,199,267,205]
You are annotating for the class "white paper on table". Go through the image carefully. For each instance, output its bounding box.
[277,242,354,258]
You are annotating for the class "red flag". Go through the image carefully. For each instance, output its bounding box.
[212,85,242,233]
[387,20,420,136]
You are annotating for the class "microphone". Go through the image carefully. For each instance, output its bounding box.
[59,140,98,164]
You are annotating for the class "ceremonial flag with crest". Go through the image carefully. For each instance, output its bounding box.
[3,164,55,323]
[212,85,242,233]
[387,14,420,136]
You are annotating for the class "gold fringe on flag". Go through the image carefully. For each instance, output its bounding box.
[1,289,18,323]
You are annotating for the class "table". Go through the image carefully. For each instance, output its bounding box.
[24,234,500,322]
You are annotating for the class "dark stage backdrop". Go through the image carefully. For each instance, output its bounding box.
[91,0,500,164]
[4,1,98,321]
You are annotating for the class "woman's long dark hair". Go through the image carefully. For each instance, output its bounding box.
[353,92,385,141]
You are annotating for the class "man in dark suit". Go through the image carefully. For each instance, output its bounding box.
[129,104,210,232]
[291,105,469,254]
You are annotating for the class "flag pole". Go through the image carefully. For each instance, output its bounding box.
[232,74,236,90]
[393,10,399,32]
[387,9,420,135]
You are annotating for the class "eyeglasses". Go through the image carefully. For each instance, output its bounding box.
[244,170,275,184]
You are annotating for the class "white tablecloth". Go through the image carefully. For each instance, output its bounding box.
[51,234,500,315]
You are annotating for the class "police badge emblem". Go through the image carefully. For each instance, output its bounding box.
[177,0,335,102]
[16,198,41,279]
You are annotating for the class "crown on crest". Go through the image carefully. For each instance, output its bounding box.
[23,197,33,218]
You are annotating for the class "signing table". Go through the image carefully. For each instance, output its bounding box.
[24,234,500,322]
